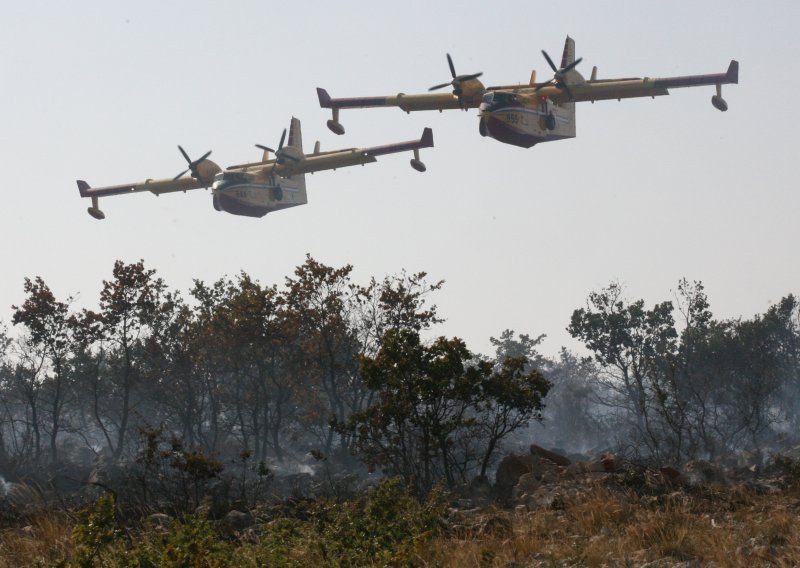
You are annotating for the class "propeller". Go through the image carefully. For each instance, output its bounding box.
[428,53,483,109]
[255,128,300,164]
[535,49,583,99]
[173,146,212,181]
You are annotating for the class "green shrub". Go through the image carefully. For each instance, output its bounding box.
[313,478,446,566]
[70,494,124,568]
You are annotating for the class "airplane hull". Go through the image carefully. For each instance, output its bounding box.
[480,106,575,149]
[213,181,306,218]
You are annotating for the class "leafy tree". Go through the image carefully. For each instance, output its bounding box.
[12,277,81,462]
[283,256,362,455]
[344,329,549,495]
[87,260,169,461]
[569,282,677,458]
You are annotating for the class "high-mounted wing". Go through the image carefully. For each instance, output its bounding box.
[76,147,221,219]
[532,59,739,106]
[229,126,434,176]
[317,54,489,135]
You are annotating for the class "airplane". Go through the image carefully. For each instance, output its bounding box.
[317,36,738,149]
[76,118,433,219]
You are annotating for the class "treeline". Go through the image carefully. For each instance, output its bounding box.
[568,280,800,463]
[0,257,551,495]
[0,259,798,495]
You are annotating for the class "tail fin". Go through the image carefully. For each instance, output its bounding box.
[77,180,91,197]
[284,117,306,198]
[726,60,739,84]
[287,117,303,153]
[560,35,575,68]
[559,36,577,138]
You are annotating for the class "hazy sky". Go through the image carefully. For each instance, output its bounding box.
[1,1,797,356]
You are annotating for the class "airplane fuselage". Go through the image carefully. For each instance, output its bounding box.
[478,92,575,148]
[212,170,307,218]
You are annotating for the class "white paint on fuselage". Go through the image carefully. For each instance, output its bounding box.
[212,173,307,217]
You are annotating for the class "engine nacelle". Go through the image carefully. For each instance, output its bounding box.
[711,94,728,112]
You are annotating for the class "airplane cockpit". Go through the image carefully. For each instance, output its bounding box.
[213,171,248,190]
[479,91,518,113]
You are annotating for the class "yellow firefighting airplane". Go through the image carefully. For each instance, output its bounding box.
[76,118,432,219]
[317,37,738,148]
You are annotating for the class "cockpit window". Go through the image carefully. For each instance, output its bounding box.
[223,172,246,182]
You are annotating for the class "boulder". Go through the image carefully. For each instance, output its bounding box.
[494,454,534,499]
[530,445,571,466]
[217,509,254,537]
[511,472,541,502]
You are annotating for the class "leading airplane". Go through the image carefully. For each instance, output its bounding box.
[317,36,738,149]
[76,118,433,219]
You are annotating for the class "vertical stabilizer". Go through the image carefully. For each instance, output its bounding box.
[287,116,303,153]
[559,36,577,139]
[560,35,575,68]
[284,117,307,204]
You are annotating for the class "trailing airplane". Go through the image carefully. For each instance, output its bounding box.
[76,118,433,219]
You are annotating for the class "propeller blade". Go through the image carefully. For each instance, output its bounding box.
[534,78,555,92]
[278,128,287,151]
[562,57,583,74]
[194,150,212,165]
[458,72,483,81]
[429,82,452,92]
[542,50,558,73]
[178,145,192,164]
[446,53,456,78]
[562,83,574,100]
[256,144,275,153]
[173,168,190,181]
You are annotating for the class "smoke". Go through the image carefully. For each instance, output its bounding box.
[0,474,12,496]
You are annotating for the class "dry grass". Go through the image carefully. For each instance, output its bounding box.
[417,484,800,567]
[1,483,799,566]
[0,511,73,568]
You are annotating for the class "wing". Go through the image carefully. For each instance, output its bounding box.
[318,88,464,112]
[76,156,222,219]
[283,127,434,175]
[318,86,471,135]
[77,176,206,199]
[535,60,739,104]
[228,128,434,177]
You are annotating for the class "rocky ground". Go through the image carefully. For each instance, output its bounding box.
[2,447,800,566]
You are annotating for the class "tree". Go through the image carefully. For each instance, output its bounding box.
[344,329,549,495]
[568,282,677,459]
[283,255,362,455]
[12,277,81,462]
[87,260,168,461]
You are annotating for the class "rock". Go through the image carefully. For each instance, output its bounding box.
[478,515,513,538]
[530,445,571,466]
[495,454,535,499]
[684,460,727,485]
[217,509,254,537]
[511,472,541,502]
[659,465,687,486]
[586,453,618,473]
[147,513,173,527]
